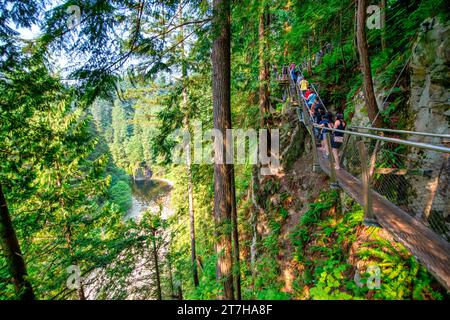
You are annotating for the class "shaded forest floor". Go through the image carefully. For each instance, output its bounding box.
[275,153,328,293]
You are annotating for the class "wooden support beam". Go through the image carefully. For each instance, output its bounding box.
[358,140,379,226]
[374,168,433,176]
[269,96,285,103]
[338,133,351,163]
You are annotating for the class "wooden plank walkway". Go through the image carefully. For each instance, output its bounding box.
[317,152,450,290]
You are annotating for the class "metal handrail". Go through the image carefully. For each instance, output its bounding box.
[313,124,450,154]
[285,66,450,153]
[297,68,328,112]
[295,68,449,141]
[290,78,316,124]
[349,126,450,139]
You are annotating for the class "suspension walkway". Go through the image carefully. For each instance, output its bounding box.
[275,72,450,290]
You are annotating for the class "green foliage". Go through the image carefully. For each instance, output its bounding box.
[256,287,291,300]
[289,191,445,300]
[0,49,145,299]
[252,255,290,300]
[109,181,132,213]
[186,254,222,300]
[357,237,444,300]
[290,190,339,262]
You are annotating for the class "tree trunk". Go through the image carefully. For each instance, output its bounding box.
[212,0,234,300]
[167,253,175,298]
[258,4,270,130]
[185,109,199,288]
[77,280,86,300]
[307,37,312,74]
[250,165,260,287]
[0,183,34,300]
[381,0,386,51]
[62,224,86,300]
[339,2,347,73]
[151,232,162,300]
[57,169,86,300]
[259,3,271,155]
[356,0,382,127]
[179,5,199,288]
[230,166,241,300]
[177,284,183,300]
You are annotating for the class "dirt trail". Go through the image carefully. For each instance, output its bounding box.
[275,152,328,293]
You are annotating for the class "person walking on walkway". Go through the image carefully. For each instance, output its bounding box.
[295,69,301,87]
[281,65,288,80]
[310,98,324,139]
[311,98,325,124]
[272,64,278,80]
[290,64,298,83]
[331,113,346,169]
[306,91,317,108]
[304,88,312,100]
[319,113,333,157]
[300,78,309,95]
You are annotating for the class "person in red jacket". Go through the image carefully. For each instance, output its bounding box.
[304,88,312,99]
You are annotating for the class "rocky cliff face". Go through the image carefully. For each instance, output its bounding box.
[350,18,450,135]
[133,165,153,181]
[410,17,450,141]
[408,18,449,239]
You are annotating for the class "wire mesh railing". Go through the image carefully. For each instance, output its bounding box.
[318,126,450,242]
[371,143,449,239]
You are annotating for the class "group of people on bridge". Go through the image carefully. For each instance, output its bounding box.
[274,63,347,170]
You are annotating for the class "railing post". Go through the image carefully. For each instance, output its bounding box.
[295,107,303,123]
[310,125,321,173]
[297,90,308,124]
[301,105,309,125]
[339,133,350,164]
[325,132,339,189]
[357,140,380,227]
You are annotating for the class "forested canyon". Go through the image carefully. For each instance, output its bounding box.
[1,0,449,301]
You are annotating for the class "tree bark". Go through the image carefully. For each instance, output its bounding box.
[259,3,271,155]
[151,231,162,300]
[339,1,347,73]
[230,166,241,299]
[57,168,86,300]
[212,0,235,300]
[186,141,199,287]
[258,3,270,130]
[381,0,386,51]
[250,165,260,287]
[179,4,199,288]
[167,253,175,298]
[62,223,86,300]
[356,0,382,127]
[0,183,34,300]
[307,36,312,74]
[177,284,183,300]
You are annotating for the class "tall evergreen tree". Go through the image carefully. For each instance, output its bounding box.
[211,0,235,300]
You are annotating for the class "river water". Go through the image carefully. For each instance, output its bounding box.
[125,179,173,221]
[86,178,174,299]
